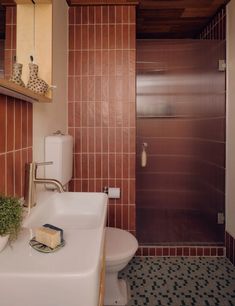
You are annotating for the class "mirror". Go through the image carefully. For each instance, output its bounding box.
[0,3,52,103]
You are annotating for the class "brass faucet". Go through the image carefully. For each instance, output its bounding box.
[24,162,64,209]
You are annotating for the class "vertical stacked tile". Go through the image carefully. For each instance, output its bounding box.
[0,8,4,76]
[200,5,235,267]
[200,8,228,260]
[0,6,33,198]
[0,41,4,78]
[226,232,235,265]
[0,95,33,198]
[198,7,226,40]
[68,6,136,235]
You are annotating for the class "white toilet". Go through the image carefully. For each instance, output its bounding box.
[104,227,138,306]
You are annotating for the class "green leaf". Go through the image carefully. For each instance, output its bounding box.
[0,195,23,242]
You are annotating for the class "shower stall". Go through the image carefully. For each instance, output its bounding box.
[136,40,226,246]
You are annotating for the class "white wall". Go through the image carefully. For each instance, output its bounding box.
[226,0,235,238]
[33,0,68,165]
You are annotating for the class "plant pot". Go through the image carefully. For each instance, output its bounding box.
[0,234,9,252]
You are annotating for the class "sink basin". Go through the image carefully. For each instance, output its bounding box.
[23,192,106,230]
[0,191,108,306]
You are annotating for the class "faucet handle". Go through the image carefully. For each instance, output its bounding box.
[36,161,53,167]
[33,162,53,181]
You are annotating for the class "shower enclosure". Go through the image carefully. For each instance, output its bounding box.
[136,40,226,246]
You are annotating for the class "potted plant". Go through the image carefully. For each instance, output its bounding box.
[0,195,23,252]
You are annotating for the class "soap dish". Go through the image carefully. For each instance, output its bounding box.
[29,237,65,253]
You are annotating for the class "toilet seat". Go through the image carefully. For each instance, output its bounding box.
[105,227,138,262]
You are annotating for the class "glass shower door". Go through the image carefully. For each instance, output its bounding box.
[136,39,226,246]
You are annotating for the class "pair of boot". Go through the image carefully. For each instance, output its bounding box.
[9,61,49,96]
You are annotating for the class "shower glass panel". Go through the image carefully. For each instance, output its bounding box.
[136,40,225,246]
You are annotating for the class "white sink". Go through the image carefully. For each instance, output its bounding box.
[23,192,106,229]
[0,191,108,306]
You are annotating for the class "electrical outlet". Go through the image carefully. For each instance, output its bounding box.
[217,212,225,224]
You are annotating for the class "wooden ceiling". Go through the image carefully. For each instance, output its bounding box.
[68,0,138,4]
[137,0,229,38]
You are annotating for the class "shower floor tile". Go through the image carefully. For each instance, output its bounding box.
[119,257,235,306]
[137,209,224,244]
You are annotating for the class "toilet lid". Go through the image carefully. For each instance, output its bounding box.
[105,227,138,262]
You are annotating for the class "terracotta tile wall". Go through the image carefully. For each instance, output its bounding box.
[226,232,235,265]
[201,7,228,259]
[0,40,4,77]
[136,246,225,257]
[199,7,235,267]
[0,6,33,198]
[0,95,33,197]
[201,7,235,266]
[198,7,226,40]
[68,5,136,234]
[225,47,235,262]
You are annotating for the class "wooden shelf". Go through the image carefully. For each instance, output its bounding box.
[0,79,52,103]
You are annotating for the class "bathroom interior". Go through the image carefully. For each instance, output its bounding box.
[0,0,235,305]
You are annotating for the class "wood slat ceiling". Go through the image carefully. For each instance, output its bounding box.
[137,0,229,38]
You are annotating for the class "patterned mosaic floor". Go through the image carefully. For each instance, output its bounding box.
[119,257,235,306]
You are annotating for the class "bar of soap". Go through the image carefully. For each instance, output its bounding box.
[43,224,63,240]
[35,226,61,249]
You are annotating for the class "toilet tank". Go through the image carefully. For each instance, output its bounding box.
[45,134,73,186]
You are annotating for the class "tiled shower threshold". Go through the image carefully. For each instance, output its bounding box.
[137,246,225,257]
